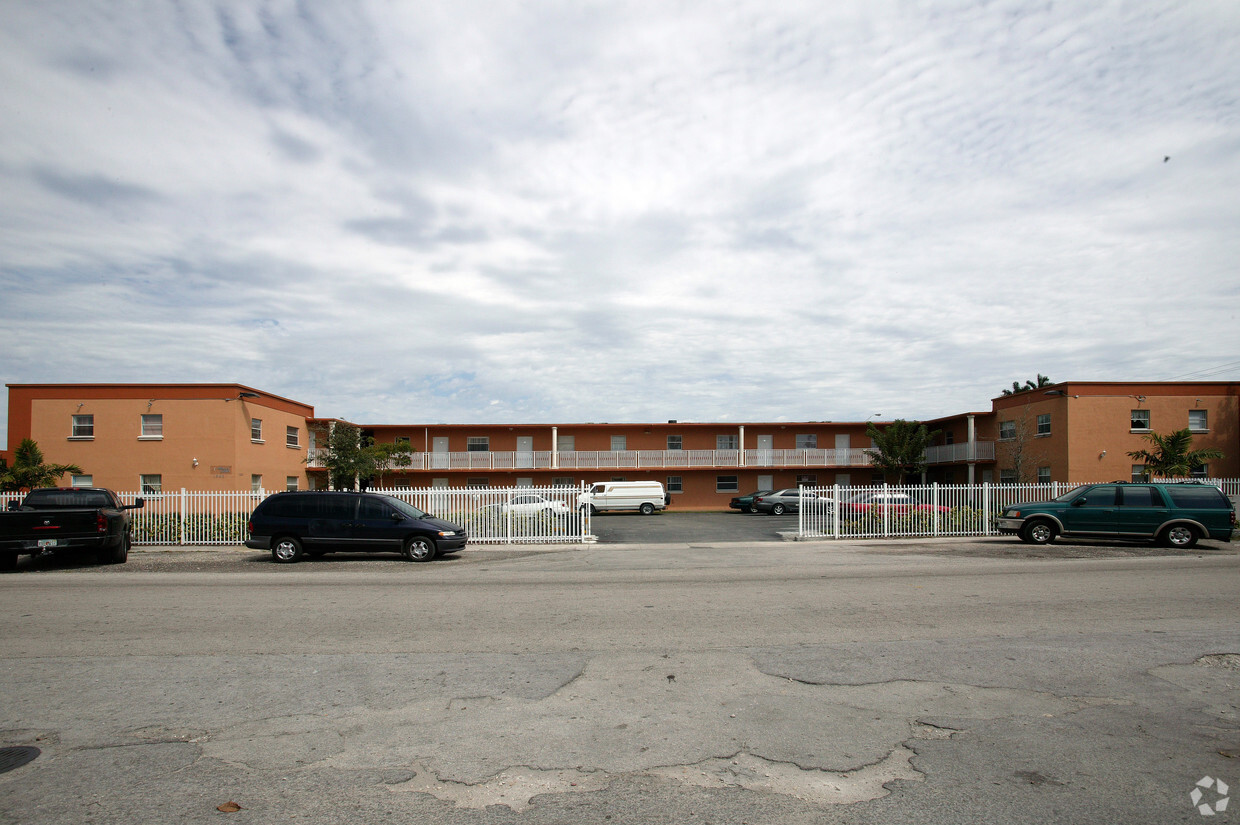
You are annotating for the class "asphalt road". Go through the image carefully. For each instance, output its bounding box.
[1,537,1238,824]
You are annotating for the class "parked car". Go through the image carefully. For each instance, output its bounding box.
[245,491,468,563]
[482,493,571,517]
[729,490,773,513]
[839,491,950,515]
[0,487,144,571]
[995,482,1237,548]
[753,488,829,515]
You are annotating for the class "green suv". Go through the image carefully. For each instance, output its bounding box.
[996,482,1236,548]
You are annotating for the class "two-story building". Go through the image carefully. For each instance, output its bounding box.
[2,383,314,494]
[4,380,1237,509]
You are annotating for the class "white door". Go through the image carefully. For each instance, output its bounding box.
[432,436,450,469]
[516,436,534,468]
[834,434,851,464]
[756,435,773,466]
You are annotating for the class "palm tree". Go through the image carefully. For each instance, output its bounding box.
[1001,374,1054,396]
[1127,428,1225,479]
[0,438,84,492]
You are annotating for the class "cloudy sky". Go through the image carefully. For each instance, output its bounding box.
[2,1,1239,446]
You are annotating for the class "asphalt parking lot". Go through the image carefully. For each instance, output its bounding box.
[590,509,799,543]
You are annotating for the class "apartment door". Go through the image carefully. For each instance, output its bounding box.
[516,436,534,468]
[432,437,449,469]
[756,435,773,466]
[834,434,851,464]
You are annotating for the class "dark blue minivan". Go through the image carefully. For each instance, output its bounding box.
[245,491,468,563]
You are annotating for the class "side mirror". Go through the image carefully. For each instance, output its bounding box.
[391,512,403,522]
[1071,498,1085,507]
[126,498,146,510]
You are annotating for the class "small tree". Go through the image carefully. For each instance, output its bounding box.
[864,419,940,483]
[1127,428,1224,479]
[995,405,1049,483]
[306,423,414,490]
[0,439,84,492]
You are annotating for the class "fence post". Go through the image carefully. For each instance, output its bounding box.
[982,483,990,536]
[833,484,840,540]
[798,486,804,537]
[932,483,940,537]
[882,482,890,537]
[180,488,188,546]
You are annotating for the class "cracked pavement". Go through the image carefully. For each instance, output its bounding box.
[1,539,1237,823]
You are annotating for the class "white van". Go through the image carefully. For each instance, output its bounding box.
[577,481,669,515]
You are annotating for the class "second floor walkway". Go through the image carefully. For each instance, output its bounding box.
[307,442,995,472]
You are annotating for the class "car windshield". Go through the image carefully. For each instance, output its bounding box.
[386,497,428,520]
[1053,487,1088,502]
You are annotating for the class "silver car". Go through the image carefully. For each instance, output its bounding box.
[753,488,829,515]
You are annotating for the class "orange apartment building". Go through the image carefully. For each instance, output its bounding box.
[4,381,1237,509]
[2,384,314,494]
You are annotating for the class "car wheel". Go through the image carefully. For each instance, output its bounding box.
[1020,520,1056,545]
[1162,524,1199,549]
[98,534,130,565]
[403,536,437,562]
[771,503,786,516]
[271,536,304,564]
[639,502,655,516]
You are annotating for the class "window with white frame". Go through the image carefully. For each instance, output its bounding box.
[251,474,263,493]
[1037,466,1051,483]
[1190,463,1209,478]
[467,437,489,452]
[286,426,300,448]
[251,418,263,442]
[944,431,954,444]
[286,476,299,491]
[716,475,739,492]
[552,476,574,486]
[140,414,163,438]
[140,474,162,494]
[1036,413,1051,436]
[1189,409,1208,431]
[667,435,682,450]
[795,434,817,449]
[610,435,627,451]
[999,469,1017,483]
[71,475,93,488]
[1131,464,1147,483]
[1130,409,1150,430]
[717,434,738,450]
[667,476,683,493]
[466,477,489,488]
[71,414,94,439]
[558,435,575,451]
[796,474,818,485]
[998,420,1015,440]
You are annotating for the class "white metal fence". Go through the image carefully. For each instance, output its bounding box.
[1,486,592,546]
[795,479,1239,540]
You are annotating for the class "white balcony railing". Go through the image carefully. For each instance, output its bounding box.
[306,443,995,472]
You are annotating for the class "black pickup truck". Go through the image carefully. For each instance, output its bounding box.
[0,487,144,571]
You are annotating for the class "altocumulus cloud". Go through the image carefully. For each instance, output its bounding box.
[1,0,1239,446]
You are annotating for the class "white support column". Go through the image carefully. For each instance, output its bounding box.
[739,425,745,467]
[552,426,558,470]
[967,414,977,484]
